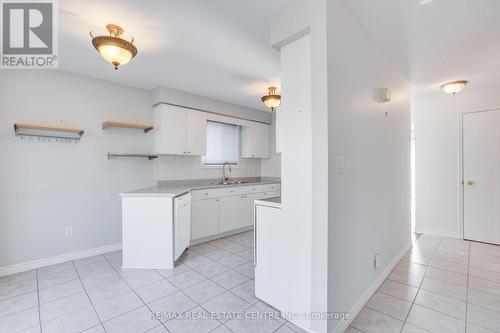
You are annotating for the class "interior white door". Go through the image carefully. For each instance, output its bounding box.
[463,110,500,244]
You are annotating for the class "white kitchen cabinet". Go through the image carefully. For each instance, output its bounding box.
[191,198,219,239]
[241,123,270,158]
[185,110,207,155]
[154,104,186,155]
[153,104,207,155]
[190,183,280,242]
[174,193,191,260]
[243,193,262,228]
[219,195,244,233]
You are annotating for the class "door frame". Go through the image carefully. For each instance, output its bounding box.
[459,107,500,241]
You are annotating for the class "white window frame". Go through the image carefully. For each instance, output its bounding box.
[202,121,240,167]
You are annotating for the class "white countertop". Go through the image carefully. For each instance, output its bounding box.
[120,177,281,198]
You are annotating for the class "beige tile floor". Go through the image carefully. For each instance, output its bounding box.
[0,230,307,333]
[349,235,500,333]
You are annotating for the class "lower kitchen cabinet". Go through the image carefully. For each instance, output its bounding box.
[191,198,219,240]
[190,184,280,242]
[243,193,262,228]
[219,195,244,233]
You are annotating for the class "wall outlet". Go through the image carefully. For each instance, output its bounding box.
[374,253,382,269]
[65,227,73,238]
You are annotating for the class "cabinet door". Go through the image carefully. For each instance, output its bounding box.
[174,194,191,260]
[185,110,207,156]
[240,126,253,158]
[243,193,261,228]
[219,195,244,233]
[253,123,270,158]
[240,124,270,158]
[154,104,186,155]
[191,199,219,240]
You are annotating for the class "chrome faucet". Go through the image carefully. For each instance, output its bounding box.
[222,162,232,183]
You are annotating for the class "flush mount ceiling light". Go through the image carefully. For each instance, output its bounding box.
[441,80,468,95]
[261,87,281,112]
[90,24,137,70]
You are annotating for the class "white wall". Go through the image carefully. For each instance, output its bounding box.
[261,114,281,178]
[326,1,411,331]
[414,82,500,238]
[0,70,153,268]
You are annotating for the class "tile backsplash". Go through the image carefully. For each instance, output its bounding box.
[153,155,262,181]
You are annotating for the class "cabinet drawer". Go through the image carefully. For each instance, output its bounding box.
[260,191,280,199]
[218,186,248,197]
[192,189,219,200]
[245,185,263,193]
[262,183,280,193]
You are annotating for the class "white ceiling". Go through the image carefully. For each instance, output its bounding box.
[58,0,294,111]
[58,0,500,107]
[343,0,500,93]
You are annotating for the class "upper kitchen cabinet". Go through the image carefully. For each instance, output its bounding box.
[153,104,207,155]
[240,122,270,158]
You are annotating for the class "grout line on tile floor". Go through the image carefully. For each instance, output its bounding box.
[101,255,167,332]
[71,260,109,333]
[398,238,441,333]
[35,269,42,333]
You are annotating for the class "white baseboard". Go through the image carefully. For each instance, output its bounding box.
[190,226,253,246]
[415,226,460,239]
[333,241,412,333]
[0,243,122,277]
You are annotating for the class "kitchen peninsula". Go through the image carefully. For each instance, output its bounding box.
[120,177,280,269]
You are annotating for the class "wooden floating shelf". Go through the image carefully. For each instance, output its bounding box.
[102,120,153,133]
[107,153,158,160]
[14,122,84,140]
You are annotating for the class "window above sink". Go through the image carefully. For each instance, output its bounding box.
[202,121,239,166]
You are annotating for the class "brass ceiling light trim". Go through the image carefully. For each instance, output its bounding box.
[261,86,281,112]
[441,80,468,95]
[90,24,137,70]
